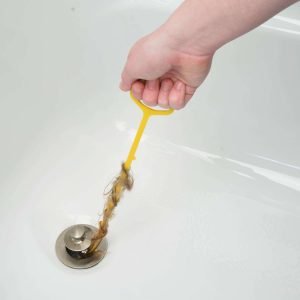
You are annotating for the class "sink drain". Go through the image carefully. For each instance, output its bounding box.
[55,224,108,269]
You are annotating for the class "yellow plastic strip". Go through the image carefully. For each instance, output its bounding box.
[124,91,174,170]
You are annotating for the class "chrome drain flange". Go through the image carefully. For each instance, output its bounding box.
[55,224,107,269]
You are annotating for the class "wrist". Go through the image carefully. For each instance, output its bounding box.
[156,24,215,59]
[158,0,299,58]
[156,2,219,57]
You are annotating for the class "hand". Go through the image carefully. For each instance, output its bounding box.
[120,0,296,109]
[120,29,213,110]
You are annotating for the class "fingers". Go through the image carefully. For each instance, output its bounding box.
[169,81,186,109]
[142,79,160,106]
[131,81,145,100]
[142,79,188,109]
[122,77,196,110]
[184,85,197,104]
[158,79,173,108]
[120,64,136,91]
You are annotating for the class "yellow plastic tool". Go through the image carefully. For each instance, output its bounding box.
[124,91,174,170]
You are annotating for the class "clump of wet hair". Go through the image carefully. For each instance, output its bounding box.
[87,163,133,254]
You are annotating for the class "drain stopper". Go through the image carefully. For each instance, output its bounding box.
[55,224,107,269]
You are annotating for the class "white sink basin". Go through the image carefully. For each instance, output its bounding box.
[0,1,299,299]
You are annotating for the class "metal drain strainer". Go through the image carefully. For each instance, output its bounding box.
[55,224,107,269]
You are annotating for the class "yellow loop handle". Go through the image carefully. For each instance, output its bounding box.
[129,91,174,116]
[124,91,174,170]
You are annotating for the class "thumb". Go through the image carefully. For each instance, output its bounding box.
[120,64,136,91]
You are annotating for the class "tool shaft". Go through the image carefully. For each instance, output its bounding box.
[124,113,150,170]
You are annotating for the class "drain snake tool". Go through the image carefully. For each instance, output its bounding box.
[56,91,174,267]
[87,91,174,254]
[124,91,174,170]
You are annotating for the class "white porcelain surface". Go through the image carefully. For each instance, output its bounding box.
[0,1,300,299]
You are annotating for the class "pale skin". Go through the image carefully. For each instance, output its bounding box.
[120,0,298,109]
